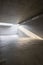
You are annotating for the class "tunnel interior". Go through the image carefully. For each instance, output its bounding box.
[0,0,43,65]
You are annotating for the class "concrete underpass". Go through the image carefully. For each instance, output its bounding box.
[0,0,43,65]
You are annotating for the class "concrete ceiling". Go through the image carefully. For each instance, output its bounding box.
[0,0,43,24]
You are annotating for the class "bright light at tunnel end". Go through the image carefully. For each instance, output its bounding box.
[0,22,20,27]
[0,22,14,26]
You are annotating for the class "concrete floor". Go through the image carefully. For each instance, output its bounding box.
[0,36,43,65]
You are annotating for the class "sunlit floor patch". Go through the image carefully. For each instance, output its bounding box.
[0,35,18,47]
[17,37,43,46]
[18,37,35,46]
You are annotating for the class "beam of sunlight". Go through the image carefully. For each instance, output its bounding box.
[19,25,43,40]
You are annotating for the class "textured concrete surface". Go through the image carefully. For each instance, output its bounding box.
[0,37,43,65]
[0,0,43,23]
